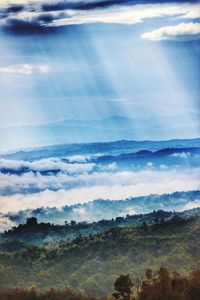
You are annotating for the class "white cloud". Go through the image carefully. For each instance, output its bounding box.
[50,4,200,27]
[0,214,16,232]
[0,167,199,213]
[182,200,200,211]
[0,158,95,174]
[118,206,137,218]
[0,0,56,9]
[66,153,103,163]
[0,64,50,75]
[72,207,89,222]
[0,156,199,214]
[0,159,27,170]
[171,152,191,158]
[142,22,200,41]
[30,158,95,174]
[98,162,117,172]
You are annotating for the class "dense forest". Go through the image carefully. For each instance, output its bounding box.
[0,268,199,300]
[0,213,200,296]
[2,208,200,245]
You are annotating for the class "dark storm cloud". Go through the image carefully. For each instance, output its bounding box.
[40,0,200,12]
[5,4,25,14]
[1,12,67,34]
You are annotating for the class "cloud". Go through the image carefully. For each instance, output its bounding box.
[0,166,199,212]
[0,214,16,232]
[65,153,103,163]
[0,155,200,198]
[98,162,117,171]
[47,4,200,27]
[0,158,95,174]
[0,159,27,170]
[72,207,89,222]
[0,155,199,215]
[171,152,191,158]
[0,1,199,32]
[0,64,50,75]
[142,22,200,41]
[183,199,200,210]
[30,159,95,174]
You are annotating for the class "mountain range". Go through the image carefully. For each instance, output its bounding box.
[1,137,200,161]
[1,114,200,151]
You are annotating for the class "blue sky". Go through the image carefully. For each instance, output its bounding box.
[0,0,200,139]
[0,1,200,224]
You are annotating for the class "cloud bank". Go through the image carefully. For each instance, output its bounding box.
[1,172,200,213]
[0,155,199,213]
[0,157,95,174]
[142,22,200,41]
[0,143,199,232]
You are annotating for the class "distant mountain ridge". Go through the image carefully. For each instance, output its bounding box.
[49,115,137,129]
[1,137,200,161]
[96,146,200,163]
[1,114,199,150]
[1,147,199,176]
[40,113,200,130]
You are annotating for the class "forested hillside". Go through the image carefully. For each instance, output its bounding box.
[0,215,199,295]
[1,209,198,245]
[0,268,200,300]
[1,208,200,245]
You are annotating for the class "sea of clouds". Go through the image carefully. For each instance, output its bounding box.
[0,154,199,215]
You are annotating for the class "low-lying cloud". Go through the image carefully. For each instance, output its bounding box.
[0,158,95,174]
[0,166,199,213]
[0,152,199,215]
[0,214,16,232]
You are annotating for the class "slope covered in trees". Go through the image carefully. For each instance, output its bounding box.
[0,268,200,300]
[2,208,199,245]
[0,215,199,295]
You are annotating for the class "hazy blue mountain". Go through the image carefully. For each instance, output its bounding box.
[1,146,199,176]
[50,113,200,130]
[1,114,200,151]
[1,138,200,161]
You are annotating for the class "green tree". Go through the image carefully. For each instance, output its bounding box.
[112,274,134,300]
[26,217,38,227]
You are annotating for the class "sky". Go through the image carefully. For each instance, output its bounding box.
[0,0,200,145]
[0,1,200,227]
